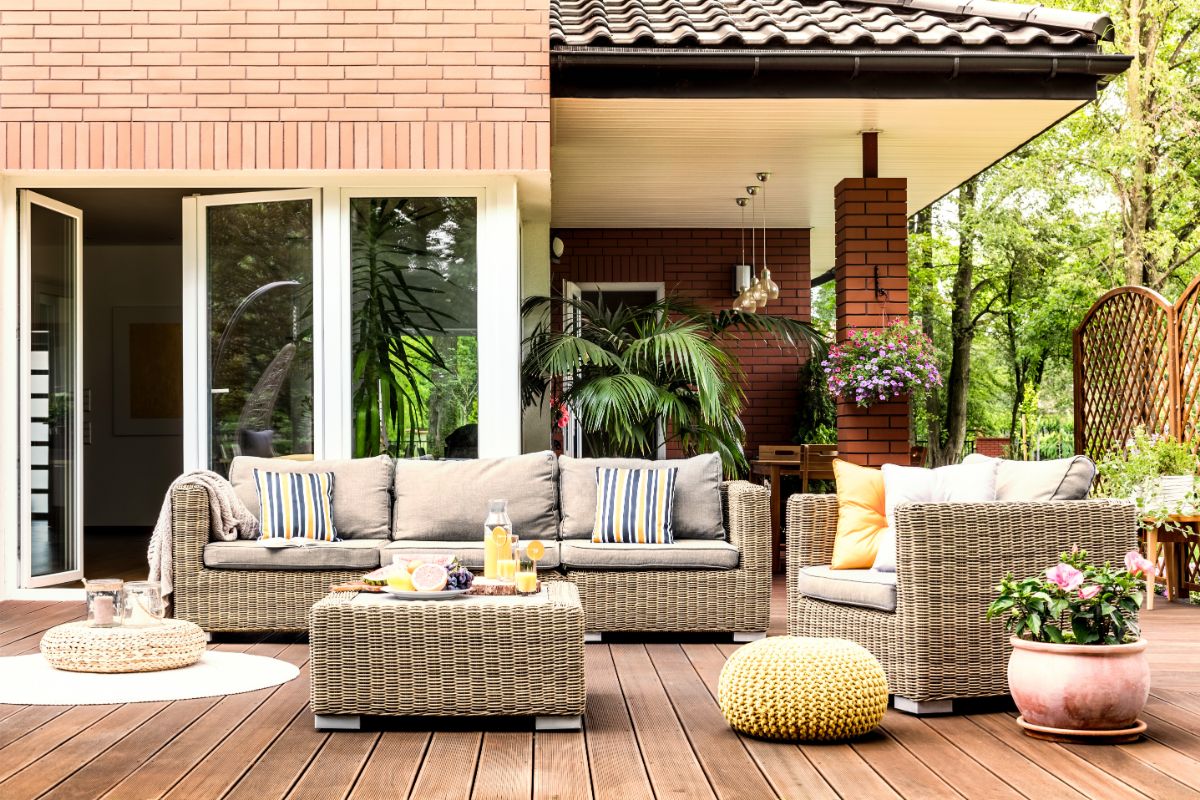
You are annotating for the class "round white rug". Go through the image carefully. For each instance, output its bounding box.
[0,651,300,705]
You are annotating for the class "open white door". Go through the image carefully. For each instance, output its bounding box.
[562,280,583,458]
[183,189,323,475]
[19,191,84,588]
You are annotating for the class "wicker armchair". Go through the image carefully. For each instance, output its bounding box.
[171,483,366,633]
[566,480,773,638]
[786,494,1137,713]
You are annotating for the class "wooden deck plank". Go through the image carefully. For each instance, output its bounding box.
[582,646,654,800]
[879,712,1024,800]
[800,742,902,799]
[646,643,778,800]
[222,705,328,800]
[285,730,381,800]
[409,732,482,800]
[0,703,118,783]
[850,725,962,799]
[99,643,309,799]
[533,730,591,800]
[346,732,430,800]
[0,705,74,752]
[471,732,533,800]
[969,714,1147,800]
[1059,737,1200,799]
[684,643,838,800]
[918,715,1087,800]
[610,643,717,800]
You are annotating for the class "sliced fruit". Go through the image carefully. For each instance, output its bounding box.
[387,573,415,592]
[526,540,545,561]
[491,527,509,545]
[363,563,405,586]
[411,562,449,592]
[405,558,424,574]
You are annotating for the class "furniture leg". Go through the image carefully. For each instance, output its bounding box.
[732,631,766,643]
[583,632,603,643]
[315,714,361,731]
[893,697,953,716]
[535,715,582,731]
[1146,526,1157,610]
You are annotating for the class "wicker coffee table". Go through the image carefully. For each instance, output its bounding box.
[40,619,207,673]
[309,581,586,731]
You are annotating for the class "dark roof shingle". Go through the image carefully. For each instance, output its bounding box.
[550,0,1112,51]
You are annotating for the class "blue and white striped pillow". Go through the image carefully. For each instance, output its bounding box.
[252,469,338,542]
[592,466,678,544]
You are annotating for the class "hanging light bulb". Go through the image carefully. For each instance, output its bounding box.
[755,171,779,305]
[744,185,760,313]
[735,288,758,313]
[732,198,751,311]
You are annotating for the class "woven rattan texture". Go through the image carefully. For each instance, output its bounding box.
[718,636,888,741]
[171,484,365,632]
[309,582,585,718]
[787,494,1137,702]
[40,618,207,673]
[565,480,772,633]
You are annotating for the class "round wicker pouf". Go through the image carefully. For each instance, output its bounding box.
[718,636,889,741]
[40,619,208,674]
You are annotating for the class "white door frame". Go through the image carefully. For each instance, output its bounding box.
[0,171,522,599]
[182,188,324,472]
[18,191,85,589]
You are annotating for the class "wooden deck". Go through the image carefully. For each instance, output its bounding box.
[1,581,1199,800]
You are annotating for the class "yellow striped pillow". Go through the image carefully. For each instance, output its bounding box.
[252,469,338,542]
[592,467,678,544]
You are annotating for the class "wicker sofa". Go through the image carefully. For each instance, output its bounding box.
[170,453,771,638]
[786,494,1137,714]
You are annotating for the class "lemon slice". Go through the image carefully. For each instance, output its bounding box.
[526,540,545,561]
[492,527,510,545]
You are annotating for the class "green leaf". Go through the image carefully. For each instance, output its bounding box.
[1044,624,1065,644]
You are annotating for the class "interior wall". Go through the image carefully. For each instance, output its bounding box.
[521,218,552,454]
[83,244,183,528]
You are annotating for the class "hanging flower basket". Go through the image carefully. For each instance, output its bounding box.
[822,320,942,408]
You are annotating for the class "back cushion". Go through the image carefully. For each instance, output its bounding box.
[559,453,726,540]
[392,451,559,542]
[229,455,393,540]
[962,453,1096,501]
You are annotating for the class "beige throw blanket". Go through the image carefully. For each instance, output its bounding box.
[148,470,259,596]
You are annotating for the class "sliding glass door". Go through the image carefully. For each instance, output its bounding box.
[184,190,321,475]
[20,192,84,588]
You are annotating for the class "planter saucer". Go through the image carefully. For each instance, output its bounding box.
[1016,716,1147,744]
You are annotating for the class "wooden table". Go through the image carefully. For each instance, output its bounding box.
[750,454,835,574]
[1143,514,1200,608]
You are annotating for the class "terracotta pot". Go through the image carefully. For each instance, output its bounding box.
[1008,637,1149,731]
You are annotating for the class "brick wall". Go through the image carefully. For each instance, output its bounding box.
[0,0,548,170]
[833,177,911,467]
[551,228,812,461]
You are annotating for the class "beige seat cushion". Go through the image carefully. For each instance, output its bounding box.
[558,453,726,540]
[383,540,562,570]
[797,565,896,613]
[203,540,384,571]
[391,451,559,542]
[962,453,1096,501]
[561,539,739,571]
[229,455,393,540]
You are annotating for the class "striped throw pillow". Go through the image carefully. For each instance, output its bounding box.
[592,466,679,544]
[252,469,338,542]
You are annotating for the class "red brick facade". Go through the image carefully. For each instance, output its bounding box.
[833,177,911,466]
[0,0,549,170]
[551,228,812,461]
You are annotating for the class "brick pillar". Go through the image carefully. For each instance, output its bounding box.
[834,177,911,466]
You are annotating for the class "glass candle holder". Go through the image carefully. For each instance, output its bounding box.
[515,556,538,595]
[85,579,124,628]
[123,581,166,627]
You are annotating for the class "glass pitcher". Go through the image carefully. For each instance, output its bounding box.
[483,499,512,580]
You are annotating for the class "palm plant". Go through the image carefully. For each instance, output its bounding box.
[522,294,826,475]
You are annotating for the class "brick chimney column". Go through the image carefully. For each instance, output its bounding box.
[833,177,911,466]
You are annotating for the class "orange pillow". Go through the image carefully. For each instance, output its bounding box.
[829,459,888,569]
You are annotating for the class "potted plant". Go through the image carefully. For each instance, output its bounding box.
[821,319,941,408]
[987,548,1155,742]
[1096,427,1199,532]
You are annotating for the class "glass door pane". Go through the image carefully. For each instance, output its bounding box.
[21,192,84,587]
[200,192,318,475]
[348,196,478,459]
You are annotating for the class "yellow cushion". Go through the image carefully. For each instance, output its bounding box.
[830,459,887,569]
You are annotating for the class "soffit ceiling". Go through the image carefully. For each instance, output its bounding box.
[549,96,1082,276]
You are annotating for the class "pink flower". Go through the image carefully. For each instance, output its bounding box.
[1046,563,1084,592]
[1078,585,1101,601]
[1124,551,1156,579]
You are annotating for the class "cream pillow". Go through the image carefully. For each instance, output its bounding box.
[872,461,1000,571]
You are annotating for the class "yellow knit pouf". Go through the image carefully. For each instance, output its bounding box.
[718,636,888,741]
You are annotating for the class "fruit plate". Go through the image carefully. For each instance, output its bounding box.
[380,587,471,601]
